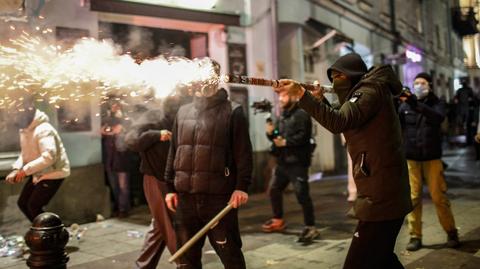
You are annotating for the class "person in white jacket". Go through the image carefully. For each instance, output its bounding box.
[5,100,70,222]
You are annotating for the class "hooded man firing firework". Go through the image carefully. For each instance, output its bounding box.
[5,92,70,222]
[164,60,253,269]
[274,53,412,269]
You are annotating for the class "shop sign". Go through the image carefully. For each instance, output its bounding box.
[405,48,422,63]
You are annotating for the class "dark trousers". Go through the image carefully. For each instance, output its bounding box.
[475,142,480,160]
[106,170,130,213]
[270,164,315,226]
[17,177,64,222]
[175,194,245,269]
[343,218,404,269]
[136,175,176,269]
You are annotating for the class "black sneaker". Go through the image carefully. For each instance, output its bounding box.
[446,230,460,248]
[297,226,320,244]
[406,237,422,251]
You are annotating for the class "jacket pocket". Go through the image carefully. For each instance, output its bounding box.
[353,152,370,179]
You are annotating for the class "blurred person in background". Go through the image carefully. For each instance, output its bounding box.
[126,87,192,269]
[262,89,319,244]
[474,107,480,160]
[101,100,131,218]
[454,79,475,143]
[399,72,459,251]
[341,134,357,204]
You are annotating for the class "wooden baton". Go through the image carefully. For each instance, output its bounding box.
[168,203,234,263]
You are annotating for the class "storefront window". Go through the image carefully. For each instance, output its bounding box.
[99,22,208,60]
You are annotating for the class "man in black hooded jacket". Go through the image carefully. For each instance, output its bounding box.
[275,53,412,269]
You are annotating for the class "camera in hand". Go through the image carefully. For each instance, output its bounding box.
[266,118,280,138]
[251,99,273,114]
[399,87,412,98]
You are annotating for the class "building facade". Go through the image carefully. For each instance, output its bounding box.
[458,0,480,92]
[0,0,471,224]
[276,0,467,172]
[0,0,279,224]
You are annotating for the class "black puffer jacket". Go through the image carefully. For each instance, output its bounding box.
[267,104,312,166]
[125,96,191,180]
[164,89,253,195]
[398,92,445,161]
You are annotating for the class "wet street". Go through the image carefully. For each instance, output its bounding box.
[1,146,480,269]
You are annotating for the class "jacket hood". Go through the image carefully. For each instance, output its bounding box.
[327,53,368,85]
[27,109,49,130]
[194,88,228,110]
[164,94,193,122]
[360,65,403,96]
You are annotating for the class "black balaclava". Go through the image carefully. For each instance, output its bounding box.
[327,53,368,104]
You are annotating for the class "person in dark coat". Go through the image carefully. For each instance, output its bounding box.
[399,72,459,251]
[101,101,131,217]
[275,53,412,269]
[126,92,192,269]
[475,112,480,160]
[455,79,476,142]
[262,90,319,244]
[164,61,253,269]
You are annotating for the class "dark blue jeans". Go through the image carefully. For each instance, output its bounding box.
[270,164,315,226]
[106,170,130,213]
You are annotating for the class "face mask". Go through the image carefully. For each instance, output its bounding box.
[333,78,352,104]
[413,84,429,99]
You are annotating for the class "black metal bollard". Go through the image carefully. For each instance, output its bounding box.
[24,212,69,269]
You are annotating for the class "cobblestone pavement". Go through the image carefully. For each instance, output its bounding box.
[1,147,479,269]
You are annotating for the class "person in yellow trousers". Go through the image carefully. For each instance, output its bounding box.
[398,72,460,251]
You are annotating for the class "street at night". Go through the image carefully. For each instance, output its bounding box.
[1,1,480,269]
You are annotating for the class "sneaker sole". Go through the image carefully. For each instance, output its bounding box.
[297,234,321,243]
[262,225,286,233]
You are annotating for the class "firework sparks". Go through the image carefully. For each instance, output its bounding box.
[0,31,219,111]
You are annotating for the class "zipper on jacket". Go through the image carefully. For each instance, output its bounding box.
[191,112,198,191]
[360,152,370,177]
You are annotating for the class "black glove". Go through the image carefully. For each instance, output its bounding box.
[405,93,418,109]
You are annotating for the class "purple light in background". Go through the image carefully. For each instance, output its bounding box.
[406,49,422,63]
[402,45,424,87]
[405,45,423,63]
[403,62,423,88]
